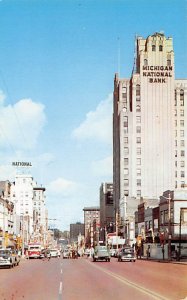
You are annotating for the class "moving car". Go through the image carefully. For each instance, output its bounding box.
[40,249,51,259]
[117,247,136,262]
[28,243,42,259]
[63,249,70,259]
[93,246,110,262]
[109,248,116,257]
[50,249,58,257]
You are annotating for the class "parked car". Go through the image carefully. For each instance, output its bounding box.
[93,246,110,262]
[117,247,136,262]
[0,249,18,268]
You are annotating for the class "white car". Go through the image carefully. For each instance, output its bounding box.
[109,248,116,257]
[0,249,18,268]
[63,249,70,259]
[50,249,58,257]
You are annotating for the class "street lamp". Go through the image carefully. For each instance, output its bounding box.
[161,192,172,261]
[168,193,172,261]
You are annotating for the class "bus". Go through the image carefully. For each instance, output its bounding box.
[28,243,42,259]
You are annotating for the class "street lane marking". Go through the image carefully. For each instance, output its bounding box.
[59,281,62,294]
[86,260,170,300]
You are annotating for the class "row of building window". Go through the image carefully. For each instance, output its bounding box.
[175,182,186,188]
[175,120,185,126]
[123,190,141,197]
[124,156,185,167]
[124,179,141,186]
[175,161,185,167]
[175,109,184,116]
[175,171,185,178]
[175,150,185,157]
[175,130,185,138]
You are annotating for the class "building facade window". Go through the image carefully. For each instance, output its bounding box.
[181,181,185,188]
[124,116,128,127]
[137,147,141,155]
[181,140,185,147]
[124,168,129,175]
[167,59,171,66]
[124,147,129,155]
[124,190,129,196]
[137,169,141,176]
[137,158,141,165]
[137,179,141,186]
[152,44,156,51]
[180,109,184,116]
[181,171,185,178]
[124,179,129,186]
[136,116,141,123]
[136,137,141,143]
[180,120,184,127]
[136,126,141,133]
[124,137,128,144]
[181,150,185,157]
[136,84,140,96]
[180,90,184,106]
[124,158,128,165]
[159,45,163,51]
[181,161,185,167]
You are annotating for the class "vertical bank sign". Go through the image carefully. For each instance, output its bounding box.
[142,65,173,83]
[12,162,32,167]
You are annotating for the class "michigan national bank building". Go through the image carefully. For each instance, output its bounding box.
[113,32,187,241]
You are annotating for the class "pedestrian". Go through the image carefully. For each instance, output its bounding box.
[146,246,150,259]
[48,251,51,261]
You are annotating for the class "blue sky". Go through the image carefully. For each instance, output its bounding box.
[0,0,186,230]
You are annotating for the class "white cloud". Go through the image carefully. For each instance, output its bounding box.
[47,177,81,198]
[0,90,6,105]
[91,155,113,177]
[72,93,113,144]
[0,96,46,150]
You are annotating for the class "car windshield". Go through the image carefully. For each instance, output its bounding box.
[0,250,10,255]
[29,247,40,250]
[96,247,107,251]
[122,248,134,254]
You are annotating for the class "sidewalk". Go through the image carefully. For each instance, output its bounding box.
[139,256,187,265]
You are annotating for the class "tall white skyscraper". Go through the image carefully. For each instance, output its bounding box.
[113,32,187,226]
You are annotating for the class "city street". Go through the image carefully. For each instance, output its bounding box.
[0,256,186,300]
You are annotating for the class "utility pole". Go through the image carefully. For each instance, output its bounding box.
[168,193,171,261]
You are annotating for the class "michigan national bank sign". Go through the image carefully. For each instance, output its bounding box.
[12,161,32,167]
[142,65,173,83]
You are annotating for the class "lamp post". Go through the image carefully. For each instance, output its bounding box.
[179,208,182,261]
[168,193,171,261]
[161,193,172,261]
